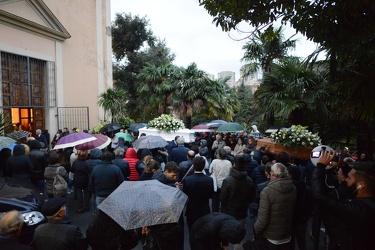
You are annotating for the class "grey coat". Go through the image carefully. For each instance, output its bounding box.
[254,177,296,240]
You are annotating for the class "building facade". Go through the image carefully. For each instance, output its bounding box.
[0,0,112,136]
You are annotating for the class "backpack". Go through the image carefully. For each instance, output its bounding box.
[53,166,68,197]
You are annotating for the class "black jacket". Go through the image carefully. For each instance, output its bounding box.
[32,220,88,250]
[29,149,48,182]
[312,163,375,250]
[6,145,33,187]
[112,156,130,180]
[183,173,214,228]
[71,160,89,189]
[220,167,255,219]
[189,213,246,250]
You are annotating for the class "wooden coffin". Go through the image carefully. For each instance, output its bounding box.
[256,138,312,161]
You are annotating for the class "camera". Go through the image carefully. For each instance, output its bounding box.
[310,145,334,167]
[311,151,321,158]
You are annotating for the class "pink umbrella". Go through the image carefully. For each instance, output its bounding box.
[54,132,96,150]
[75,134,111,150]
[191,124,214,132]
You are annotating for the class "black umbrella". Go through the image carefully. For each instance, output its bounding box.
[128,123,147,133]
[6,130,30,140]
[100,123,121,134]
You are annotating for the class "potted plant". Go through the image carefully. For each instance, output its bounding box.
[257,125,322,160]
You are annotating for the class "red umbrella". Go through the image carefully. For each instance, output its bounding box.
[75,134,111,150]
[191,124,214,132]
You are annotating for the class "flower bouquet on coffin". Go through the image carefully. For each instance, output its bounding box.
[139,114,195,143]
[257,125,322,160]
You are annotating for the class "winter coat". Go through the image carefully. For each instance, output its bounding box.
[112,156,130,180]
[199,139,209,158]
[220,167,255,219]
[251,165,268,185]
[233,143,246,156]
[29,148,48,182]
[123,148,139,181]
[89,161,124,197]
[6,144,33,187]
[71,160,89,189]
[44,163,68,196]
[254,177,296,240]
[243,153,258,178]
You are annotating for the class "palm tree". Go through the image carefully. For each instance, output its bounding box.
[97,88,128,123]
[137,63,178,119]
[170,63,237,128]
[241,25,297,74]
[242,25,297,127]
[255,57,329,127]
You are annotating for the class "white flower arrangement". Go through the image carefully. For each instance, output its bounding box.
[148,114,185,132]
[270,125,321,149]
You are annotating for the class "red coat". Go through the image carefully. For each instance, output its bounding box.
[123,148,139,181]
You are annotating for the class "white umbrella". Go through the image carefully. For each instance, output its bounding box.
[98,180,188,230]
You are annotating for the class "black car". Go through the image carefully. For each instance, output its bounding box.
[0,176,47,244]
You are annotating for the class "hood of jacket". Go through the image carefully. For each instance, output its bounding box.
[267,177,295,194]
[230,167,248,180]
[89,148,102,159]
[125,147,138,159]
[200,139,207,147]
[13,144,25,156]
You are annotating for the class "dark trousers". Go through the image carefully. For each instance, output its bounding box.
[211,188,221,212]
[292,223,308,250]
[75,187,89,210]
[261,237,292,250]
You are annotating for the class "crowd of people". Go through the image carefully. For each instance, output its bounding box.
[1,125,375,250]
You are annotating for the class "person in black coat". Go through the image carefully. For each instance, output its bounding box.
[287,165,314,250]
[6,144,33,188]
[183,156,215,231]
[179,150,195,181]
[28,139,48,192]
[220,155,255,220]
[189,212,246,250]
[71,150,90,213]
[111,147,130,180]
[86,210,138,250]
[170,137,190,165]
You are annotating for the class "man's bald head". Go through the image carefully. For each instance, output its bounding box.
[0,210,23,237]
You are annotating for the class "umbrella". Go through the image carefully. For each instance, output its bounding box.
[0,136,16,149]
[6,130,30,140]
[115,132,133,142]
[98,180,188,230]
[100,123,121,134]
[132,135,168,149]
[191,124,214,132]
[54,132,97,150]
[216,122,244,133]
[75,134,111,151]
[128,123,147,133]
[207,120,227,128]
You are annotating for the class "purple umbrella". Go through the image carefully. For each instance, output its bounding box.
[75,134,111,151]
[191,124,214,132]
[54,132,97,150]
